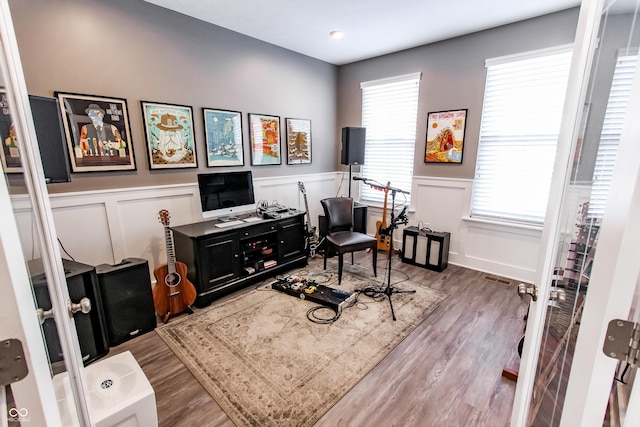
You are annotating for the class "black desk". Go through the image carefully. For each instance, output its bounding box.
[171,212,307,307]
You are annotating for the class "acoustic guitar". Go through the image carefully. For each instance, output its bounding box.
[297,181,319,257]
[375,182,391,252]
[153,209,197,323]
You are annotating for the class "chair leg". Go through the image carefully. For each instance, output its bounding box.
[351,252,354,265]
[338,253,344,285]
[372,246,377,277]
[324,250,328,270]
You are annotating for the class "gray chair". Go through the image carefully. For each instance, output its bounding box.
[320,197,377,285]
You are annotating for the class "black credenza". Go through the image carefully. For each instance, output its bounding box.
[172,212,307,307]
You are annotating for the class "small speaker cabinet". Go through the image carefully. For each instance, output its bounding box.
[401,226,450,272]
[340,127,366,165]
[29,258,109,366]
[96,258,156,347]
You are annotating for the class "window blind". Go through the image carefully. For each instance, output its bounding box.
[471,46,573,224]
[588,52,638,218]
[359,73,420,204]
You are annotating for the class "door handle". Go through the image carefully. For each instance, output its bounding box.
[36,297,91,324]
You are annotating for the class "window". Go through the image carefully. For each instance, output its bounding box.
[359,72,421,204]
[588,50,638,218]
[471,45,573,224]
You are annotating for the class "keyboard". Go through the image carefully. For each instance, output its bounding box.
[214,220,244,228]
[243,217,262,223]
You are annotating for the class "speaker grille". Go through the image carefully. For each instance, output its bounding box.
[96,258,156,346]
[341,127,366,165]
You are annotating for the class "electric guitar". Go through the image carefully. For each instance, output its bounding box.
[297,181,319,257]
[153,209,197,323]
[375,182,391,252]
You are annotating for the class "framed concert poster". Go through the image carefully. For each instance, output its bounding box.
[55,91,135,172]
[202,108,244,167]
[0,88,22,173]
[141,101,197,169]
[424,109,468,164]
[248,113,281,166]
[285,118,311,165]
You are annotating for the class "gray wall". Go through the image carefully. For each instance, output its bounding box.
[8,0,337,193]
[337,9,581,181]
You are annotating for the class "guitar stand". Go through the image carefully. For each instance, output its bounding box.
[380,189,414,321]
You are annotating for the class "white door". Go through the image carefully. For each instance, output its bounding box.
[0,1,92,425]
[511,0,640,425]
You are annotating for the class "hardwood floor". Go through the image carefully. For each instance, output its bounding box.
[111,252,528,427]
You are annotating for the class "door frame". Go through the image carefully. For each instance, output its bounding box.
[510,0,604,422]
[511,0,640,424]
[560,33,640,425]
[0,1,92,425]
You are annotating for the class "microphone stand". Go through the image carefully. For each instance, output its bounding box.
[381,188,414,321]
[353,176,414,320]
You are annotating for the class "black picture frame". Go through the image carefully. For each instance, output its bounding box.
[202,108,244,167]
[424,109,467,164]
[55,91,136,172]
[141,101,198,169]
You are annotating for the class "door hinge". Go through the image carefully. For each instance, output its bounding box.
[603,319,640,366]
[0,339,29,386]
[518,283,538,301]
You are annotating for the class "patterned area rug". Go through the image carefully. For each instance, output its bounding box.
[156,260,447,427]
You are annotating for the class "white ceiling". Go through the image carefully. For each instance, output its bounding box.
[143,0,583,65]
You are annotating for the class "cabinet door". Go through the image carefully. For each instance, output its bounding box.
[198,233,241,291]
[278,217,305,262]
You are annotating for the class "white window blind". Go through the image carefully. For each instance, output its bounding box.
[359,73,420,204]
[471,46,573,224]
[588,51,638,218]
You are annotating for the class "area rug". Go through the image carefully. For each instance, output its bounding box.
[155,260,447,427]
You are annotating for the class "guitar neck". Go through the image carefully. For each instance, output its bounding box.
[303,193,312,228]
[164,226,176,274]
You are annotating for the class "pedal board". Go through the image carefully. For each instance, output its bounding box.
[271,276,355,312]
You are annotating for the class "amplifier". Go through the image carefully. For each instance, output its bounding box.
[401,226,450,272]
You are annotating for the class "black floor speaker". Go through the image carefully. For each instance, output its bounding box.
[96,258,156,346]
[29,258,109,367]
[341,127,366,165]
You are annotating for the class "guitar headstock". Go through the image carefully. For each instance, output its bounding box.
[158,209,171,227]
[298,181,306,194]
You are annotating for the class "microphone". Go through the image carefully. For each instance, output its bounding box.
[352,176,367,181]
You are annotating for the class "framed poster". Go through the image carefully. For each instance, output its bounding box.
[285,118,311,164]
[141,101,197,169]
[424,109,468,164]
[202,108,244,167]
[55,91,135,172]
[0,88,22,173]
[248,113,281,165]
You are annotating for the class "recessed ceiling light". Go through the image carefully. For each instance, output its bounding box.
[330,30,344,40]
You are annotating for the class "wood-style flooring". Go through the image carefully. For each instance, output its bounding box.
[111,252,528,427]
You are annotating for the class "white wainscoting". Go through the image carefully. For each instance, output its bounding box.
[360,176,543,283]
[12,172,339,280]
[12,172,591,285]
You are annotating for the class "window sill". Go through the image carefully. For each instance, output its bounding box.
[462,216,543,237]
